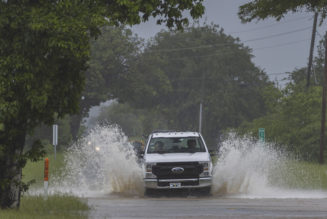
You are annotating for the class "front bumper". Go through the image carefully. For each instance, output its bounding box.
[144,177,212,189]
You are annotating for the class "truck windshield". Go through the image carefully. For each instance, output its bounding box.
[147,137,206,154]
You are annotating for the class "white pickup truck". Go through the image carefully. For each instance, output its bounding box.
[143,131,212,195]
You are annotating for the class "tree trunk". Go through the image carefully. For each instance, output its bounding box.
[0,129,26,209]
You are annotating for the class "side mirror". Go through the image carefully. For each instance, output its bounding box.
[209,149,217,156]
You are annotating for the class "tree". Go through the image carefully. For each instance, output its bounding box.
[122,24,272,146]
[238,39,327,162]
[239,84,322,161]
[70,26,142,140]
[238,0,327,164]
[0,0,205,209]
[238,0,327,23]
[89,102,168,138]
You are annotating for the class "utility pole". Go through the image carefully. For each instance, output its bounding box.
[319,31,327,164]
[199,103,203,133]
[199,71,205,133]
[306,12,318,88]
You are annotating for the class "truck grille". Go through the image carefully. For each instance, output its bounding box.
[157,180,199,187]
[152,162,203,179]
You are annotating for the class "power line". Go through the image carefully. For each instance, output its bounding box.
[243,26,311,43]
[253,38,310,51]
[145,26,312,53]
[152,37,309,60]
[228,16,311,35]
[167,73,290,83]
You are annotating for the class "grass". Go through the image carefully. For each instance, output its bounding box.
[23,151,65,188]
[0,195,89,219]
[4,151,91,218]
[213,155,327,190]
[273,161,327,190]
[263,159,327,189]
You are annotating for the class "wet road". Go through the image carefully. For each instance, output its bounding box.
[87,195,327,218]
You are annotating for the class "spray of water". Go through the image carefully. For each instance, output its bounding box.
[50,125,143,197]
[29,126,326,199]
[212,133,327,198]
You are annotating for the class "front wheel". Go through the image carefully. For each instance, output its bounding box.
[144,188,156,197]
[197,186,211,196]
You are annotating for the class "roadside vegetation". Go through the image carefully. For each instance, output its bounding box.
[270,160,327,189]
[0,195,89,219]
[0,0,205,209]
[29,23,327,166]
[1,151,90,218]
[3,0,327,211]
[284,161,327,189]
[22,148,65,188]
[237,42,327,162]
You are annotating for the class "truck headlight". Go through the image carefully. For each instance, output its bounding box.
[199,161,212,177]
[144,163,156,178]
[146,163,155,172]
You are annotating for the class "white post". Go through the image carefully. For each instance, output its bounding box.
[52,124,58,160]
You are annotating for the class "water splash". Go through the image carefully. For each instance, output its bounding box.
[28,128,327,199]
[212,133,327,198]
[50,125,143,197]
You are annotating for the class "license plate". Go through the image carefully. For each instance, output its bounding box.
[169,182,181,188]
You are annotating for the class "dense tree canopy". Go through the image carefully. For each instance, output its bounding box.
[0,0,205,209]
[238,0,327,163]
[70,26,142,139]
[89,102,169,138]
[239,85,322,161]
[238,38,327,162]
[238,0,327,22]
[120,24,272,146]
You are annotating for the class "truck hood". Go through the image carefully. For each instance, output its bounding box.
[144,152,210,163]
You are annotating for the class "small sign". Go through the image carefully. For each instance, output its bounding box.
[52,124,58,146]
[259,128,265,142]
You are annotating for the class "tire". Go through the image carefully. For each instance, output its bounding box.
[198,186,211,196]
[144,188,156,197]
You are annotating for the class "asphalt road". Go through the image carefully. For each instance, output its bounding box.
[87,193,327,218]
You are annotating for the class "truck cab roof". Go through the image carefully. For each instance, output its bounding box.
[151,131,200,138]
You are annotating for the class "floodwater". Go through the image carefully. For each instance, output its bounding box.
[87,196,327,218]
[31,126,327,218]
[45,126,327,199]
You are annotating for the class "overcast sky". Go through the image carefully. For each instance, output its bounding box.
[131,0,327,84]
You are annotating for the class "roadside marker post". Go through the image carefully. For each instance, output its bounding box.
[259,128,265,143]
[44,158,49,199]
[53,124,58,160]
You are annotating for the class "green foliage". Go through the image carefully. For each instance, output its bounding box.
[22,152,65,188]
[238,0,327,23]
[270,160,327,189]
[0,195,89,218]
[122,24,271,146]
[25,115,73,151]
[236,31,327,162]
[0,0,205,208]
[23,140,46,163]
[90,102,168,137]
[81,26,141,117]
[239,84,323,161]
